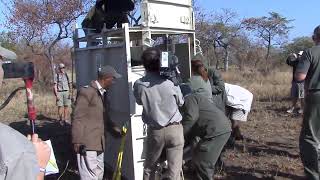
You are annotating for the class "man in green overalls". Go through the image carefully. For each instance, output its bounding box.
[295,25,320,180]
[180,85,231,180]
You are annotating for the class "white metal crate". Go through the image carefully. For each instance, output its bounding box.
[141,0,194,31]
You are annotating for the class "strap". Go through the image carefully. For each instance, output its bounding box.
[56,73,59,84]
[65,73,70,83]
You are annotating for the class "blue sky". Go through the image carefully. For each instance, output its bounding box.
[1,0,318,41]
[198,0,319,40]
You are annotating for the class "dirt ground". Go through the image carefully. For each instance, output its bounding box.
[3,97,305,180]
[215,99,304,180]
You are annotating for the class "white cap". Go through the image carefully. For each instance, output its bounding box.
[298,51,304,56]
[58,63,65,68]
[0,45,17,60]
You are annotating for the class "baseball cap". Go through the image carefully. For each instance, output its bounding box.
[58,63,65,68]
[0,45,17,60]
[98,65,122,79]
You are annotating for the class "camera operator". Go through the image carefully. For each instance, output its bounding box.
[133,47,184,180]
[286,51,304,114]
[0,46,51,180]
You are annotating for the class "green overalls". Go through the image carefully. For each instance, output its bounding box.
[182,93,231,180]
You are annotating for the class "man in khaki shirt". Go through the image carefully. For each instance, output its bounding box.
[53,63,72,126]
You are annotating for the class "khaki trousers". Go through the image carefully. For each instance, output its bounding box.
[144,123,184,180]
[77,151,104,180]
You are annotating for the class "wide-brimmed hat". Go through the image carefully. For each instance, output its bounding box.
[0,45,17,60]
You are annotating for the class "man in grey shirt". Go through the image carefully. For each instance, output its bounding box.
[134,48,184,180]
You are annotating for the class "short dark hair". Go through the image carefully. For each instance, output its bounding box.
[313,25,320,40]
[141,48,160,72]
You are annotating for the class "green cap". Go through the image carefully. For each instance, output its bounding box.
[98,65,122,79]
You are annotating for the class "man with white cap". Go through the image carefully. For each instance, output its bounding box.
[286,51,305,114]
[53,63,72,126]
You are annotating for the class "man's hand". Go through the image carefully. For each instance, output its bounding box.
[27,134,51,169]
[73,143,82,153]
[112,126,126,137]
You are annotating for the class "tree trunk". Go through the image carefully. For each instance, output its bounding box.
[224,48,229,71]
[265,36,271,71]
[266,43,271,62]
[45,50,56,85]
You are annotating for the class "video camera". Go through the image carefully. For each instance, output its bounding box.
[160,51,181,85]
[2,62,34,79]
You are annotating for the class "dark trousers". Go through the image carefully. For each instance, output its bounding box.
[193,132,231,180]
[300,92,320,180]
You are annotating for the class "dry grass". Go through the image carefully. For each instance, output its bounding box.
[0,79,57,124]
[218,69,304,179]
[222,69,292,102]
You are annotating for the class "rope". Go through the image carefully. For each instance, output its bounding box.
[0,86,25,111]
[57,160,69,180]
[112,126,128,180]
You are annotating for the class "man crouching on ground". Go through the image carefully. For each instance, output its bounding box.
[134,48,184,180]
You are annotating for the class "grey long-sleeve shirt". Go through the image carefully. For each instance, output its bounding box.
[133,72,184,128]
[0,123,38,180]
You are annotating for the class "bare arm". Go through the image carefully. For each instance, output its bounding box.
[53,83,58,97]
[295,72,307,82]
[295,51,310,82]
[53,74,58,97]
[27,134,51,180]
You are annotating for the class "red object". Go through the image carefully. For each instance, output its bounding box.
[23,78,36,133]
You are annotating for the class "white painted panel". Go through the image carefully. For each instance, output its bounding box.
[141,2,194,30]
[128,68,146,180]
[149,0,192,6]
